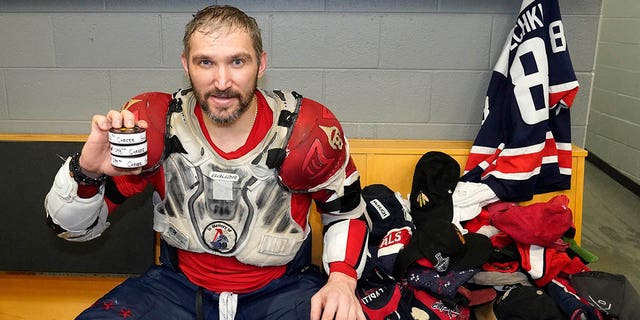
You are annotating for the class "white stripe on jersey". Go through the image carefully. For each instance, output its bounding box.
[559,168,572,175]
[470,145,497,155]
[488,166,541,181]
[542,155,558,164]
[556,142,572,151]
[499,141,545,156]
[558,99,571,108]
[464,160,491,175]
[550,81,579,94]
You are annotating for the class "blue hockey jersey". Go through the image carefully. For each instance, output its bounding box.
[461,0,579,202]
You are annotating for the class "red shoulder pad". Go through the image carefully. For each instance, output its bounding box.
[280,98,347,190]
[119,92,172,172]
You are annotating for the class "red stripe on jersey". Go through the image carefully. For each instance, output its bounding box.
[557,148,572,169]
[466,152,496,171]
[542,137,558,157]
[542,136,572,171]
[549,86,578,108]
[491,151,543,174]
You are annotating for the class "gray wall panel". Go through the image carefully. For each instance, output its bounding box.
[0,1,601,147]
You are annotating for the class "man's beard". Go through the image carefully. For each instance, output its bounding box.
[191,81,257,125]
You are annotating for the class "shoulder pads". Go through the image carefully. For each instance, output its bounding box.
[279,98,348,191]
[119,92,173,174]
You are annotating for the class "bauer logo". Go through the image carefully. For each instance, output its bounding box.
[209,172,239,182]
[370,199,390,220]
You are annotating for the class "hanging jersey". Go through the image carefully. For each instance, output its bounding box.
[461,0,579,202]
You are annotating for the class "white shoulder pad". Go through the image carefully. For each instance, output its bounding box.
[44,157,110,241]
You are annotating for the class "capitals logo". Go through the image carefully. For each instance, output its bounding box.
[203,222,237,253]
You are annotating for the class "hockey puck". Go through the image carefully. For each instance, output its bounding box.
[110,140,148,156]
[111,153,148,168]
[108,126,147,145]
[109,126,147,168]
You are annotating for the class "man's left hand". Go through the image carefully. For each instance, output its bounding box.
[310,272,365,320]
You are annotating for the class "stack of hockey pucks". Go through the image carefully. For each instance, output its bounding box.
[108,126,148,168]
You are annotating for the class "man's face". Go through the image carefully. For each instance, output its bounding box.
[181,27,266,124]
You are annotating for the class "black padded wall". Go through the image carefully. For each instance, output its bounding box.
[0,141,154,274]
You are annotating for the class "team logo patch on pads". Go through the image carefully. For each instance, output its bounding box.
[320,125,343,150]
[203,222,237,253]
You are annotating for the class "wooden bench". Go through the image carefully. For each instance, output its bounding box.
[0,272,126,319]
[308,139,588,266]
[0,137,587,319]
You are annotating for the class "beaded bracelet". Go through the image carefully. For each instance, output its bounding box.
[69,152,107,185]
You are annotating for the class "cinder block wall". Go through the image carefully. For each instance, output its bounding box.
[586,0,640,184]
[0,1,601,146]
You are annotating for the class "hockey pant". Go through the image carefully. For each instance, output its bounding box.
[76,240,326,320]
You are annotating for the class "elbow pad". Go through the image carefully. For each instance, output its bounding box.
[322,218,368,279]
[44,157,110,241]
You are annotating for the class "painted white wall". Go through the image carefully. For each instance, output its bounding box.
[586,0,640,184]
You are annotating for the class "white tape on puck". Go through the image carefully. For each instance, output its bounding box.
[111,153,148,168]
[108,127,146,145]
[110,141,148,156]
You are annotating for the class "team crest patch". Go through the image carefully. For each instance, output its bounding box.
[319,125,343,150]
[416,191,429,208]
[203,222,237,253]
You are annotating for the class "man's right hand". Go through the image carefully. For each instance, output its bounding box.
[79,109,148,178]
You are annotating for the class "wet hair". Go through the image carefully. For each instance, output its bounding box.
[183,5,263,64]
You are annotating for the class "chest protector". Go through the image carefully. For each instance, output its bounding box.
[153,89,307,267]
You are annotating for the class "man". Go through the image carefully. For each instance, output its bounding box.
[45,5,368,320]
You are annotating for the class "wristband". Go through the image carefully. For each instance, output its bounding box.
[69,152,107,186]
